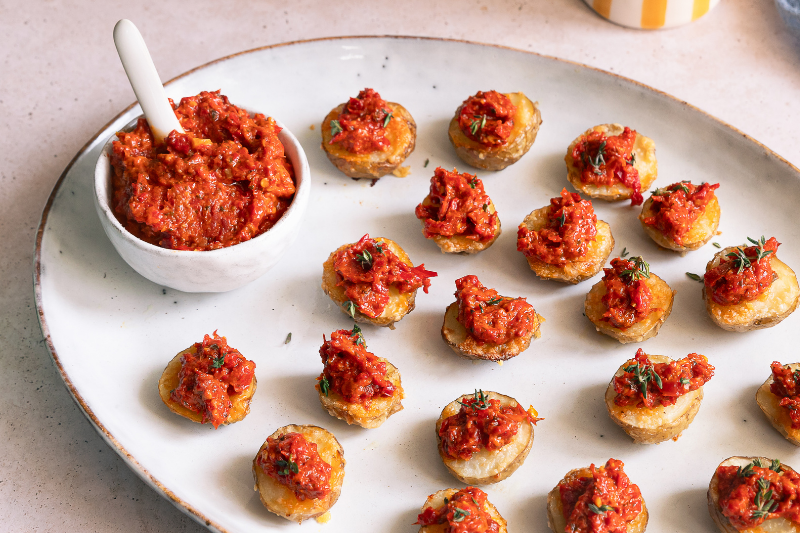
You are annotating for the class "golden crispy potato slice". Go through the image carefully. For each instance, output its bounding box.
[321,237,419,329]
[435,391,535,485]
[704,248,800,332]
[418,488,508,533]
[448,92,541,171]
[565,123,657,202]
[757,363,800,447]
[639,195,721,253]
[316,358,404,429]
[321,101,416,179]
[158,345,256,426]
[605,354,704,444]
[547,466,649,533]
[519,206,614,284]
[707,456,800,533]
[419,198,501,255]
[252,424,345,524]
[441,302,543,361]
[585,272,675,344]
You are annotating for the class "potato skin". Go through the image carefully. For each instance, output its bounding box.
[316,358,404,428]
[584,272,675,344]
[703,247,800,332]
[252,424,345,524]
[321,101,416,179]
[419,198,501,255]
[546,467,649,533]
[435,392,534,485]
[757,363,800,446]
[565,123,657,202]
[605,354,704,444]
[441,302,543,361]
[448,92,541,171]
[519,206,614,284]
[158,345,256,426]
[419,488,508,533]
[321,237,418,329]
[639,195,721,253]
[707,456,800,533]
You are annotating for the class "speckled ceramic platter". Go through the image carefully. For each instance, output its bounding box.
[35,37,800,533]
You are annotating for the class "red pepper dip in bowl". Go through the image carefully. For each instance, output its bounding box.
[94,90,310,292]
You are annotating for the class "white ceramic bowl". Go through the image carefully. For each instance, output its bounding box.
[93,115,310,293]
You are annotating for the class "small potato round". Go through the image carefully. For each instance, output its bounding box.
[158,345,256,426]
[547,466,649,533]
[321,101,416,179]
[441,302,543,361]
[585,273,675,344]
[448,92,541,171]
[703,247,800,332]
[418,488,508,533]
[757,363,800,446]
[605,354,704,444]
[316,358,404,428]
[639,195,721,253]
[518,206,614,284]
[321,237,420,329]
[708,456,800,533]
[565,123,657,202]
[435,391,535,485]
[419,197,501,255]
[252,424,345,524]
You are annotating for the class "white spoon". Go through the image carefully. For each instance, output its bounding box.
[113,19,183,143]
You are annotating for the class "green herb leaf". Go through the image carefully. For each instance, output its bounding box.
[752,477,778,519]
[343,300,356,319]
[319,376,330,396]
[458,389,490,411]
[686,272,703,282]
[469,178,477,189]
[470,115,487,136]
[452,507,470,522]
[356,249,374,270]
[381,108,393,128]
[486,297,504,306]
[620,247,629,258]
[621,256,650,281]
[211,355,225,369]
[352,324,365,346]
[330,119,343,137]
[771,459,782,472]
[557,212,566,228]
[588,503,614,515]
[275,459,299,476]
[374,241,384,254]
[588,140,607,171]
[284,332,292,344]
[680,377,690,386]
[713,242,721,248]
[424,158,430,168]
[737,462,755,478]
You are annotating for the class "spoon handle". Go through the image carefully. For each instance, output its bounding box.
[113,19,183,143]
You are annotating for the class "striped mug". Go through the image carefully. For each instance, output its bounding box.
[583,0,721,29]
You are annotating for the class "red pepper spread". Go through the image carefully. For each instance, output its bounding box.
[318,326,395,407]
[641,181,719,246]
[416,487,500,533]
[457,90,516,146]
[517,188,598,266]
[715,458,800,530]
[415,167,499,242]
[571,127,642,206]
[329,88,392,154]
[111,90,295,250]
[170,331,256,429]
[704,237,779,306]
[613,349,714,409]
[455,275,537,345]
[439,389,541,460]
[333,234,437,318]
[256,432,332,501]
[601,257,654,330]
[558,458,644,533]
[770,362,800,429]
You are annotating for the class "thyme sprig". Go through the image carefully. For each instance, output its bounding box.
[727,236,774,274]
[737,462,756,478]
[620,247,629,258]
[211,355,225,369]
[352,324,365,346]
[275,459,299,476]
[588,503,614,515]
[381,108,393,128]
[452,507,471,523]
[330,119,343,137]
[686,272,703,282]
[620,256,651,281]
[623,359,663,399]
[458,389,490,411]
[356,249,374,270]
[343,300,357,319]
[319,376,330,396]
[470,114,487,136]
[752,477,778,520]
[486,297,504,306]
[588,140,607,174]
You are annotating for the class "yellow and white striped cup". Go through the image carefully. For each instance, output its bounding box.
[583,0,720,29]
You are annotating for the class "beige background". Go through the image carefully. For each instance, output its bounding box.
[3,0,799,531]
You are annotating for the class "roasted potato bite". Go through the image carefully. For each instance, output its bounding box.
[517,188,614,283]
[708,456,800,533]
[585,256,675,344]
[415,167,501,254]
[416,487,507,533]
[321,88,416,179]
[436,390,540,485]
[316,325,403,428]
[158,331,256,428]
[252,424,345,524]
[547,458,648,533]
[605,349,714,444]
[703,236,800,331]
[321,234,436,329]
[441,275,543,361]
[448,90,541,171]
[565,123,657,206]
[639,181,721,253]
[757,362,800,446]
